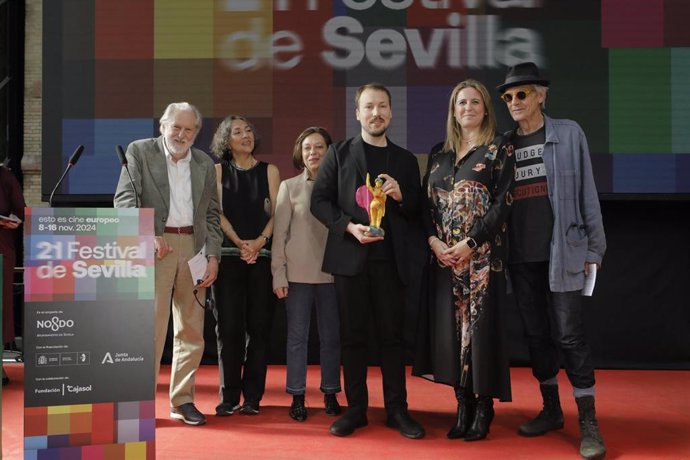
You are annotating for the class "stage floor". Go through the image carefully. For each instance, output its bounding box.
[2,364,689,459]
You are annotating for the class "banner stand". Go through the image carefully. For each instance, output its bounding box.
[23,208,155,459]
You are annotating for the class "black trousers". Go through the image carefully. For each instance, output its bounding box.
[213,256,274,405]
[335,260,408,416]
[510,261,595,389]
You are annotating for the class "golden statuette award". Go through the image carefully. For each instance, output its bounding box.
[356,173,386,237]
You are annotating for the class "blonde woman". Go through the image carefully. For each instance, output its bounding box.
[416,79,515,441]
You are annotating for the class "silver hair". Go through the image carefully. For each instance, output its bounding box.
[159,102,203,134]
[533,85,549,110]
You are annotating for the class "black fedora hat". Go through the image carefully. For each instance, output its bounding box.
[497,62,550,93]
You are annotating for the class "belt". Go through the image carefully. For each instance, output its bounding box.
[164,226,194,234]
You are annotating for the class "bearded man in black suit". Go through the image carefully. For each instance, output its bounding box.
[311,83,425,439]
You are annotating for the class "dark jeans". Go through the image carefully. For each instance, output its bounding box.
[285,282,341,396]
[213,256,275,405]
[335,260,408,416]
[510,261,595,389]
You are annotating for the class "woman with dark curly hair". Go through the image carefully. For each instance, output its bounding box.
[210,115,280,416]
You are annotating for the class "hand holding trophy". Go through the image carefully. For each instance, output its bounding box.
[356,173,387,237]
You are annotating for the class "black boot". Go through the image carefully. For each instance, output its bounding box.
[518,383,564,437]
[289,395,307,422]
[464,396,494,442]
[576,396,606,460]
[324,393,342,416]
[447,387,476,439]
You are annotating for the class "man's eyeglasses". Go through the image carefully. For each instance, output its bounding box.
[501,89,532,103]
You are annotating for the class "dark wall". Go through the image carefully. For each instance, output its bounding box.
[165,200,690,371]
[12,200,683,370]
[502,200,690,370]
[581,200,690,369]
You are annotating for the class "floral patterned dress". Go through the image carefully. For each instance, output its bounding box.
[417,134,514,400]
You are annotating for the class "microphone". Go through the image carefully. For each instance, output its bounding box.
[49,145,85,207]
[68,144,84,166]
[115,144,128,166]
[116,145,139,208]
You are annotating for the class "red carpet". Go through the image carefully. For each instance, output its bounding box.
[2,364,689,459]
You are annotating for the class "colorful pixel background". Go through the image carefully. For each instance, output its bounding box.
[23,208,155,302]
[24,401,155,460]
[42,0,690,197]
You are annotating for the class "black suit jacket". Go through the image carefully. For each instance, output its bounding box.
[311,135,421,284]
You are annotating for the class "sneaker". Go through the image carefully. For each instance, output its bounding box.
[215,402,241,416]
[170,403,207,426]
[239,400,260,415]
[324,393,342,416]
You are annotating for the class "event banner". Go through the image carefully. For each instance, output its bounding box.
[42,0,690,198]
[23,208,155,459]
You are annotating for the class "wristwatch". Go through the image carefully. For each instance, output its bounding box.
[261,234,270,243]
[466,237,477,249]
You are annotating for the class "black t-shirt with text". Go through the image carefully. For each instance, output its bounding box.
[509,126,553,263]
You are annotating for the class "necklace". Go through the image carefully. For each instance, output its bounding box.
[461,132,478,147]
[232,156,256,171]
[458,138,476,157]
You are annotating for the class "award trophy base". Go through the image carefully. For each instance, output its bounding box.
[366,226,385,237]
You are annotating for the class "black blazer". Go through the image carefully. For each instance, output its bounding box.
[311,135,421,284]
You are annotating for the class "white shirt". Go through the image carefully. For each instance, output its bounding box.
[162,140,194,227]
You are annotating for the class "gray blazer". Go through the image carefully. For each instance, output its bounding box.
[113,136,222,258]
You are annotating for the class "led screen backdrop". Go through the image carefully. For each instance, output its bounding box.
[42,0,690,202]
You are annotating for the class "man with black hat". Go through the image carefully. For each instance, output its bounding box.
[497,62,607,460]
